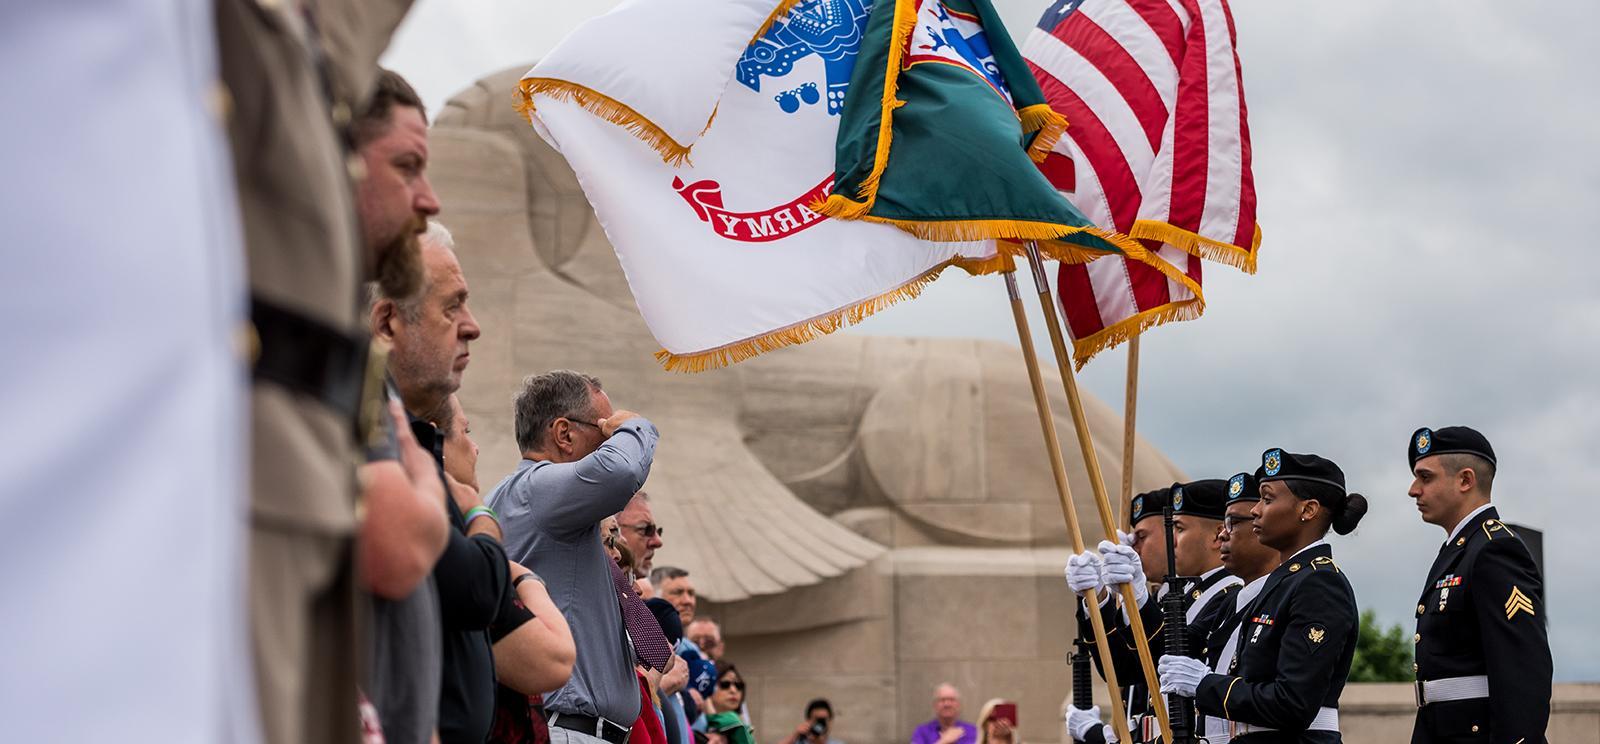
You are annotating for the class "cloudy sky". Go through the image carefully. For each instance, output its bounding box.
[385,1,1600,680]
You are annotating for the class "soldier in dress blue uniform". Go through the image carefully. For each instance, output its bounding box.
[1065,481,1242,743]
[1407,426,1550,743]
[1157,450,1369,742]
[1065,487,1167,744]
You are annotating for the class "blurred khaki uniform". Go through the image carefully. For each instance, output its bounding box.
[214,0,412,742]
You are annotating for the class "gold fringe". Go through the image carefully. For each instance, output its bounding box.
[751,0,808,46]
[1130,220,1262,274]
[1017,103,1070,163]
[851,0,918,202]
[516,78,700,166]
[1003,238,1108,266]
[654,253,1001,372]
[813,193,875,220]
[1069,297,1204,370]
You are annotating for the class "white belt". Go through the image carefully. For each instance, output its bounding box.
[1416,675,1490,706]
[1231,706,1339,736]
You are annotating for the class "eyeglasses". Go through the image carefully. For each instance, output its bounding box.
[1223,515,1256,533]
[624,522,664,538]
[718,679,745,691]
[563,417,602,431]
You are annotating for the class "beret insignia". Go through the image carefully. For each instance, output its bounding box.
[1229,475,1244,499]
[1416,429,1432,455]
[1132,495,1144,521]
[1264,449,1283,476]
[1172,488,1185,511]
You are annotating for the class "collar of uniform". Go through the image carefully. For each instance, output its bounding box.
[1236,573,1269,608]
[1285,538,1329,564]
[1194,565,1232,592]
[1445,503,1497,546]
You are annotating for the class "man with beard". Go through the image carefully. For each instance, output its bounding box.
[371,222,511,743]
[354,68,455,744]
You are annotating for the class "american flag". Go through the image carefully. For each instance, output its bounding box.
[1024,0,1260,367]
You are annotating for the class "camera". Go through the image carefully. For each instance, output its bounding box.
[807,721,827,738]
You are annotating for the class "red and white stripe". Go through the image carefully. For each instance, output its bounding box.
[1023,0,1258,366]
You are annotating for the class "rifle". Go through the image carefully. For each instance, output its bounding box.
[1162,504,1198,743]
[1070,638,1094,711]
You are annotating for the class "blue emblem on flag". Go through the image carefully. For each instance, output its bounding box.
[737,0,871,116]
[907,2,1009,101]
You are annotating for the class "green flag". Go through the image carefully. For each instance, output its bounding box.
[818,0,1141,262]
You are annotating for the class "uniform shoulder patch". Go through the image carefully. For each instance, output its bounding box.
[1305,623,1329,653]
[1482,519,1517,541]
[1505,585,1535,620]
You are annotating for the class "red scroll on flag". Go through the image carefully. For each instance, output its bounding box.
[1024,0,1259,367]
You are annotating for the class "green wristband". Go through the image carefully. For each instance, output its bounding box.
[465,505,498,526]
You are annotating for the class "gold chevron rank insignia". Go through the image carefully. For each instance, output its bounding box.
[1505,586,1535,620]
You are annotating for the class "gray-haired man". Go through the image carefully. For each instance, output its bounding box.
[487,370,666,744]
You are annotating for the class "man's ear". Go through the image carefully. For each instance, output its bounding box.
[1458,467,1477,494]
[551,420,572,454]
[372,299,399,341]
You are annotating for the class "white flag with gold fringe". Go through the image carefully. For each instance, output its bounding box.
[518,0,1002,371]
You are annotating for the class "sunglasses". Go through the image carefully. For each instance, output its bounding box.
[625,522,665,538]
[718,679,746,691]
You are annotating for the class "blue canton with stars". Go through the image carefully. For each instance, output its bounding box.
[1035,0,1087,31]
[736,0,871,116]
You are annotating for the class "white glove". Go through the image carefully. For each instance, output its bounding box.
[1098,540,1149,608]
[1065,706,1114,742]
[1157,654,1208,697]
[1117,529,1134,547]
[1065,550,1105,594]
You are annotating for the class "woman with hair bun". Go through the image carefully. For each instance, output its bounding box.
[1156,449,1365,742]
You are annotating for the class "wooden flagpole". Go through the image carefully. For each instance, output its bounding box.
[1000,267,1134,744]
[1021,243,1173,743]
[1119,337,1139,532]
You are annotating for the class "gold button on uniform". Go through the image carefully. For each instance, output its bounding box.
[1412,662,1419,673]
[1471,725,1479,733]
[1456,537,1466,546]
[1417,604,1426,615]
[1290,563,1302,572]
[1413,633,1421,643]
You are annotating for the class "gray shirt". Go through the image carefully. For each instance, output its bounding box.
[486,418,658,724]
[363,386,443,744]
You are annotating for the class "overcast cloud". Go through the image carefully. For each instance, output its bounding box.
[385,1,1600,680]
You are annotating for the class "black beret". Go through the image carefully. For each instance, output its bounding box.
[1409,426,1496,469]
[1170,479,1228,520]
[1129,487,1169,525]
[645,597,683,645]
[1226,472,1260,504]
[1255,448,1346,493]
